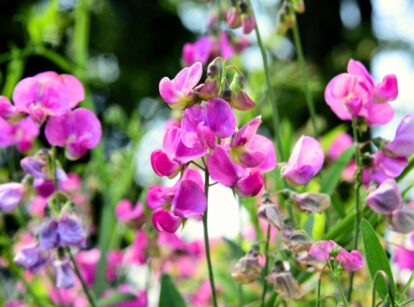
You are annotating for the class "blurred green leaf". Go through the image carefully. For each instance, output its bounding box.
[97,293,136,306]
[159,274,187,307]
[361,219,396,301]
[320,145,354,195]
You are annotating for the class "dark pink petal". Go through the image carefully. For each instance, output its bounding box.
[231,116,262,147]
[337,250,363,272]
[181,105,205,147]
[182,37,212,66]
[0,96,18,120]
[197,125,216,149]
[0,118,14,147]
[376,151,407,179]
[208,146,244,187]
[180,168,204,191]
[235,171,264,196]
[173,137,207,164]
[245,135,277,173]
[14,118,40,152]
[146,185,174,210]
[150,150,180,177]
[364,101,394,125]
[59,74,85,108]
[386,115,414,157]
[394,247,414,270]
[152,208,181,233]
[375,74,398,102]
[172,180,206,218]
[163,126,181,156]
[366,179,402,214]
[205,98,236,138]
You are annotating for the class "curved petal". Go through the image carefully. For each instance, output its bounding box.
[205,98,236,138]
[172,180,206,218]
[152,208,181,233]
[235,171,264,197]
[150,150,180,177]
[207,146,244,187]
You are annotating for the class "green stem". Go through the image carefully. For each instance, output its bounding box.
[401,297,414,307]
[249,0,284,161]
[400,272,414,302]
[315,264,327,307]
[328,260,350,307]
[348,116,363,302]
[291,13,318,136]
[236,194,245,306]
[203,170,218,307]
[67,248,97,307]
[260,224,271,306]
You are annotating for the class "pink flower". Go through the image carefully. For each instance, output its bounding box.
[363,151,407,186]
[12,72,84,124]
[115,199,145,226]
[146,185,174,210]
[0,117,39,152]
[283,136,324,185]
[159,62,203,109]
[241,13,256,34]
[336,249,364,272]
[76,248,100,286]
[192,280,213,307]
[325,59,397,125]
[123,230,148,265]
[0,96,20,121]
[366,179,402,214]
[45,108,102,160]
[181,98,236,149]
[151,125,207,177]
[328,132,353,160]
[0,183,24,213]
[394,247,414,270]
[386,115,414,157]
[182,36,213,66]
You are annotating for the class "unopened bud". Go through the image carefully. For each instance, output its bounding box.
[231,248,262,284]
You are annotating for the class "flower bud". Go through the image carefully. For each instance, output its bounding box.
[53,258,75,289]
[227,6,241,28]
[257,203,283,230]
[388,207,414,234]
[266,269,303,300]
[20,149,49,179]
[231,247,261,284]
[0,183,24,213]
[284,231,313,254]
[241,13,256,34]
[366,179,402,215]
[291,192,331,213]
[291,0,305,13]
[228,72,255,111]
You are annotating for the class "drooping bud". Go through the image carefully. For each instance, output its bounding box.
[228,72,255,111]
[257,195,284,230]
[388,207,414,234]
[231,245,262,284]
[291,192,331,213]
[366,179,402,215]
[284,230,313,254]
[197,58,223,101]
[53,258,75,289]
[227,6,241,29]
[239,1,256,34]
[266,261,303,300]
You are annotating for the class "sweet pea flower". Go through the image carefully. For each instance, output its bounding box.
[159,62,203,109]
[386,115,414,157]
[308,240,363,272]
[325,59,397,125]
[181,98,236,149]
[13,72,84,124]
[0,96,20,122]
[363,151,407,186]
[45,108,102,160]
[282,136,324,185]
[151,125,207,178]
[182,36,213,66]
[76,248,100,286]
[21,151,49,179]
[328,132,353,160]
[389,207,414,234]
[394,247,414,270]
[14,243,49,273]
[0,182,24,213]
[53,258,75,289]
[115,199,145,226]
[146,185,175,210]
[366,179,402,214]
[123,230,148,265]
[0,117,40,152]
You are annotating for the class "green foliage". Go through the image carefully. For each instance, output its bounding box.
[159,274,187,307]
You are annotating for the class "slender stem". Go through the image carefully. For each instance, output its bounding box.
[401,297,414,306]
[260,224,271,306]
[400,272,414,302]
[348,116,363,301]
[291,13,318,136]
[316,264,327,307]
[66,248,97,307]
[249,0,284,161]
[202,170,218,307]
[328,260,350,307]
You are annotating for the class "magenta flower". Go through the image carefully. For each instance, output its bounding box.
[182,36,213,66]
[394,247,414,270]
[282,136,324,185]
[181,98,236,149]
[0,96,19,121]
[115,199,145,225]
[151,125,207,177]
[152,208,182,233]
[309,240,363,272]
[325,59,397,125]
[363,151,407,186]
[241,13,256,34]
[146,185,174,210]
[0,117,40,152]
[159,62,203,109]
[45,108,102,160]
[219,32,234,60]
[123,230,148,265]
[328,132,353,160]
[14,243,49,273]
[0,182,24,213]
[53,258,75,289]
[366,179,402,214]
[76,248,100,286]
[386,115,414,157]
[13,72,84,124]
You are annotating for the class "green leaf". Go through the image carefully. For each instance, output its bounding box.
[361,219,396,301]
[320,145,355,195]
[97,293,136,306]
[159,274,187,307]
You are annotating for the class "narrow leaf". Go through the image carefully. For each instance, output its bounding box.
[320,145,354,195]
[159,274,187,307]
[361,219,396,300]
[97,293,136,306]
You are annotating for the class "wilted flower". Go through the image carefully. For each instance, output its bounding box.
[388,207,414,234]
[53,258,75,289]
[159,62,203,109]
[284,230,313,254]
[231,246,261,284]
[0,182,24,213]
[291,192,331,213]
[282,136,324,185]
[266,261,303,300]
[257,202,284,230]
[366,179,402,215]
